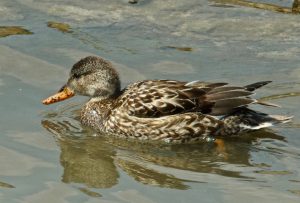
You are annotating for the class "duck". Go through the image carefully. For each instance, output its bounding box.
[42,56,291,143]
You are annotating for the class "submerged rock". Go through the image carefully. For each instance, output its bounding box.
[0,181,15,188]
[163,46,193,52]
[128,0,139,4]
[47,21,72,33]
[0,26,32,38]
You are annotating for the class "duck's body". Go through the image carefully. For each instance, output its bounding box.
[80,80,224,142]
[43,56,291,143]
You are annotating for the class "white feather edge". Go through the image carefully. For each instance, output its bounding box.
[240,122,274,130]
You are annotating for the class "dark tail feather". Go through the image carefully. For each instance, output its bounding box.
[207,90,253,101]
[244,81,282,108]
[256,100,281,108]
[205,81,277,116]
[210,98,255,115]
[216,108,292,136]
[244,81,272,91]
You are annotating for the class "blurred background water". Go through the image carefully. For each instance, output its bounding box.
[0,0,300,202]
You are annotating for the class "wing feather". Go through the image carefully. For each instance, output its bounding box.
[114,80,272,118]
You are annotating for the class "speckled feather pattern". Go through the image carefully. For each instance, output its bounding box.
[79,79,280,143]
[81,97,223,143]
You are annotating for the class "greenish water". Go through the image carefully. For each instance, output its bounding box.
[1,0,300,202]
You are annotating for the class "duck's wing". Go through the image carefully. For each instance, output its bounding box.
[115,80,270,118]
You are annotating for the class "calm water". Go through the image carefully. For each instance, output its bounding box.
[1,0,300,202]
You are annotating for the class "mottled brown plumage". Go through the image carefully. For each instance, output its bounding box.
[42,56,292,143]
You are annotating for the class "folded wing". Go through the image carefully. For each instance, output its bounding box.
[115,80,272,118]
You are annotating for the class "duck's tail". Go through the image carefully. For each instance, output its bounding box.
[216,108,292,137]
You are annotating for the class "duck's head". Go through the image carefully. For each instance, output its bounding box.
[42,56,121,105]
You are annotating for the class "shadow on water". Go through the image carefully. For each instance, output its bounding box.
[41,103,287,190]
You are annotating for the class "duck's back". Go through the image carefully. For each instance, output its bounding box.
[113,80,265,118]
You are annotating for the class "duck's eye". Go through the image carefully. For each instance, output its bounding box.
[73,73,81,79]
[72,70,93,79]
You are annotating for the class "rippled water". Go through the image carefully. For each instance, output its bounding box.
[1,0,300,202]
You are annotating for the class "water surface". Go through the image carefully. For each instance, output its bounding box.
[1,0,300,202]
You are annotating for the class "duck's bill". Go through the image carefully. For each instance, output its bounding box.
[42,86,75,105]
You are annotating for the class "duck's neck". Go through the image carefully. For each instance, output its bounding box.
[80,97,116,131]
[89,87,122,102]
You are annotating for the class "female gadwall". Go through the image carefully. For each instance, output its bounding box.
[42,56,291,143]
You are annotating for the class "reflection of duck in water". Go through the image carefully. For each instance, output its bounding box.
[42,56,291,143]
